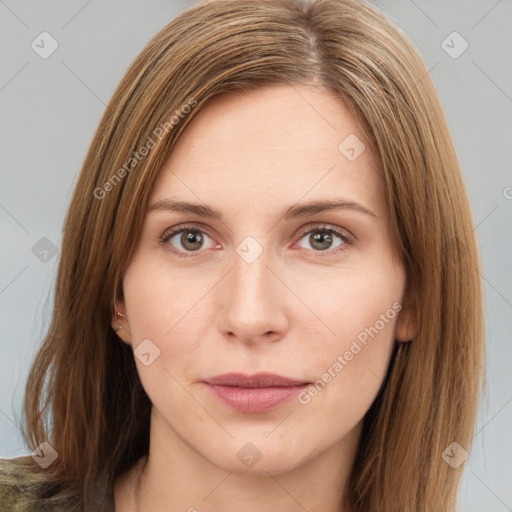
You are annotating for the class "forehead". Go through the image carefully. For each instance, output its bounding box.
[149,84,385,219]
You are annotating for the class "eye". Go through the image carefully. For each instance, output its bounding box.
[159,223,354,258]
[159,224,218,258]
[295,224,354,256]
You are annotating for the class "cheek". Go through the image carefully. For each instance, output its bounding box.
[122,259,192,339]
[298,266,403,401]
[308,261,404,341]
[121,260,210,381]
[121,263,203,414]
[295,309,398,432]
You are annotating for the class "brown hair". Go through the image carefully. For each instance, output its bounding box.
[19,0,485,510]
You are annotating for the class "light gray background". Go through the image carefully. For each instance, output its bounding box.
[1,1,510,510]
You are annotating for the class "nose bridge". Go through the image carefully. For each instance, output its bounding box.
[216,235,286,342]
[231,238,272,304]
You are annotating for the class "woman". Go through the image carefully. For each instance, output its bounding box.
[0,0,485,510]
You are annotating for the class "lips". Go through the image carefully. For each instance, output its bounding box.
[202,372,311,413]
[203,372,309,388]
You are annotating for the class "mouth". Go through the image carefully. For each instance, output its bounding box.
[202,372,311,413]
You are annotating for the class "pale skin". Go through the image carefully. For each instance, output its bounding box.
[112,84,417,512]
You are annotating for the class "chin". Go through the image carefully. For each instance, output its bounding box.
[204,437,316,477]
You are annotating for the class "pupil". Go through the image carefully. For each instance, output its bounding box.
[183,231,202,249]
[312,232,332,250]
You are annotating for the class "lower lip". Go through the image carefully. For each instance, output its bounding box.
[204,383,309,413]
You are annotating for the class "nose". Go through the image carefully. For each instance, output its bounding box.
[216,246,289,346]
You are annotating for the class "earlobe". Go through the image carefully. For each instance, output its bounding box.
[111,298,132,344]
[395,310,416,342]
[111,321,132,344]
[395,288,418,343]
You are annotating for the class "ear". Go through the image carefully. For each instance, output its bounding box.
[395,283,418,343]
[111,296,132,345]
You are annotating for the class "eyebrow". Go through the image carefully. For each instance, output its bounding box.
[147,198,377,220]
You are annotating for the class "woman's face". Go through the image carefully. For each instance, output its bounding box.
[114,84,416,475]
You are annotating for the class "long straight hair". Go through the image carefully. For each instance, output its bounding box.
[19,0,485,510]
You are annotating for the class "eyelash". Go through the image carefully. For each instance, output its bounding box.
[159,223,355,259]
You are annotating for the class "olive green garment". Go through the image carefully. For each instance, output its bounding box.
[0,456,115,512]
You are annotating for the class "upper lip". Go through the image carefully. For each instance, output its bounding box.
[203,372,310,388]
